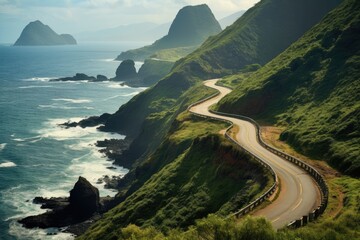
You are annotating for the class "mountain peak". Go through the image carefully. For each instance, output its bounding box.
[30,20,43,25]
[117,4,221,61]
[14,21,77,46]
[164,4,221,46]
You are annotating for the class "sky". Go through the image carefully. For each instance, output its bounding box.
[0,0,259,43]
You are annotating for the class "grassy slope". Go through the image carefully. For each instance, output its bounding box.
[150,46,198,62]
[172,0,341,79]
[79,116,269,239]
[96,176,359,240]
[77,0,353,238]
[101,0,341,167]
[216,0,360,176]
[137,59,174,86]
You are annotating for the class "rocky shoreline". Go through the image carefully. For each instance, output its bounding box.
[50,73,108,82]
[18,130,132,236]
[19,177,113,234]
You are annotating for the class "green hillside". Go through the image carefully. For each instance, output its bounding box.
[116,4,221,61]
[217,0,360,176]
[80,175,360,240]
[100,0,342,173]
[172,0,341,79]
[137,59,174,86]
[74,0,359,238]
[79,118,269,239]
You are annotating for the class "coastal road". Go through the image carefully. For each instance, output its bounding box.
[189,79,321,229]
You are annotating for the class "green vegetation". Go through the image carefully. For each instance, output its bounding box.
[79,124,269,239]
[171,0,341,79]
[137,59,174,86]
[216,0,360,176]
[80,177,359,240]
[116,4,221,61]
[77,0,359,239]
[150,46,197,62]
[217,64,261,89]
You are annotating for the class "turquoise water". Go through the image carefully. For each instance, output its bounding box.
[0,42,146,239]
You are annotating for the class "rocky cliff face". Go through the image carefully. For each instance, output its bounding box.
[69,176,100,217]
[14,20,77,46]
[19,176,100,229]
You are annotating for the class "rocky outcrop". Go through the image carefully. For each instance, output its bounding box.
[14,20,77,46]
[60,113,112,129]
[69,177,100,217]
[51,73,108,82]
[112,59,173,87]
[19,177,101,229]
[113,59,138,81]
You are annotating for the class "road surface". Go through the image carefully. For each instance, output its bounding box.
[189,79,321,229]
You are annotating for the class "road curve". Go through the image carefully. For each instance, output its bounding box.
[189,79,321,229]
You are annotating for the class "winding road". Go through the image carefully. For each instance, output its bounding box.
[189,79,321,229]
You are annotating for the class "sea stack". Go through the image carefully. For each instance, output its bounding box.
[14,20,77,46]
[114,59,138,81]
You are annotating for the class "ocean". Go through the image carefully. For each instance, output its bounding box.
[0,42,147,239]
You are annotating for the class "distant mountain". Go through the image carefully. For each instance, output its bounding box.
[98,0,342,149]
[14,20,76,46]
[116,4,222,61]
[75,22,171,42]
[173,0,341,79]
[218,0,359,176]
[219,10,245,28]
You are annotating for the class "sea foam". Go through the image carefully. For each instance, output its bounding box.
[0,143,7,151]
[0,161,17,168]
[52,98,92,103]
[19,85,54,89]
[24,77,55,82]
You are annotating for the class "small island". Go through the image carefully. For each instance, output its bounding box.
[14,20,77,46]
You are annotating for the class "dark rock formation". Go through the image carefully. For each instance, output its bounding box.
[14,20,77,46]
[69,177,100,217]
[97,138,131,169]
[19,176,101,229]
[96,74,108,81]
[60,113,111,129]
[33,197,69,210]
[51,73,108,82]
[114,59,138,81]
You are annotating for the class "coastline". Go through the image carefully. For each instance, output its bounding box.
[16,120,133,237]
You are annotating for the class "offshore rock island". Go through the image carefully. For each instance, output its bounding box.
[14,20,77,46]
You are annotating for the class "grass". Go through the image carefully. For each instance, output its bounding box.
[150,46,198,62]
[260,122,360,240]
[79,119,270,239]
[216,0,360,176]
[171,0,341,80]
[80,175,359,240]
[217,64,261,89]
[76,0,357,239]
[138,59,174,86]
